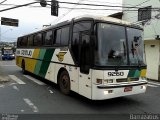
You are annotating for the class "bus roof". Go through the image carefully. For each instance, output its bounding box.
[72,15,141,28]
[19,15,142,38]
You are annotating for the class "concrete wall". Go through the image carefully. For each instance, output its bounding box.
[144,40,160,80]
[122,0,160,40]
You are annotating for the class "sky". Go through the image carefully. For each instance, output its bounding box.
[0,0,122,42]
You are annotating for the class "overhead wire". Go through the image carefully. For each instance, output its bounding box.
[59,6,159,11]
[1,3,159,12]
[0,0,7,4]
[130,0,151,8]
[0,0,160,26]
[1,1,160,13]
[0,1,39,12]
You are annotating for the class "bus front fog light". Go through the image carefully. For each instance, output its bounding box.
[141,85,146,89]
[104,90,113,95]
[104,90,109,95]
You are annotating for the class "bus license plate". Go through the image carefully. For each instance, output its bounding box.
[124,86,132,92]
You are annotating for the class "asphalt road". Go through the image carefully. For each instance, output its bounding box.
[0,60,160,120]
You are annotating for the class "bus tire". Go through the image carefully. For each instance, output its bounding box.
[22,60,27,74]
[59,70,70,95]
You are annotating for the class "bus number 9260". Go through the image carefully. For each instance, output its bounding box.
[108,72,124,76]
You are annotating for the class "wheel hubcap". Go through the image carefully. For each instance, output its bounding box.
[62,75,68,88]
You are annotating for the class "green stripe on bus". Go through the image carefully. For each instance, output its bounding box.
[38,49,46,59]
[128,70,135,77]
[128,70,140,78]
[34,61,42,75]
[34,49,46,75]
[134,70,140,78]
[38,49,55,78]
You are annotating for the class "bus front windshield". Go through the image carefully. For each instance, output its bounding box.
[95,23,144,67]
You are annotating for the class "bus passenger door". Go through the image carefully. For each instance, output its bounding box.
[79,32,92,99]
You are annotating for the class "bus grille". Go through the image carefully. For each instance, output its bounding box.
[116,78,139,83]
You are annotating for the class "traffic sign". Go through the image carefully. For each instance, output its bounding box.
[1,17,19,27]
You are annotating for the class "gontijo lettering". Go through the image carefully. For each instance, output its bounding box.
[21,50,32,56]
[16,49,33,57]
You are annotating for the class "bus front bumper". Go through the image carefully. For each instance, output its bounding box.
[92,81,148,100]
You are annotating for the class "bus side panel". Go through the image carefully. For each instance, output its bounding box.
[45,48,79,92]
[32,49,54,77]
[16,56,23,68]
[78,70,92,99]
[38,49,55,78]
[68,66,79,93]
[33,49,46,76]
[45,63,56,83]
[25,58,37,73]
[23,49,40,73]
[91,70,104,99]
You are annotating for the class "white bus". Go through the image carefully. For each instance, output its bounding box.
[16,16,147,100]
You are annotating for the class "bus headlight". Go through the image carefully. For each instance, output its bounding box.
[141,85,146,89]
[11,54,15,57]
[104,79,113,84]
[104,90,113,95]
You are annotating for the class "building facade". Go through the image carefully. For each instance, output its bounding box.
[122,0,160,81]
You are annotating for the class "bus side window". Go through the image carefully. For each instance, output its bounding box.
[28,35,33,47]
[21,37,28,47]
[61,27,69,46]
[55,29,61,45]
[44,30,53,46]
[71,21,91,64]
[34,33,42,46]
[73,22,91,32]
[72,33,79,63]
[17,38,22,47]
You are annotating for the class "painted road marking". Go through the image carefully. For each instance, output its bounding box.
[23,98,39,113]
[0,85,5,88]
[12,85,19,91]
[23,75,46,85]
[9,75,26,84]
[147,84,158,87]
[9,83,17,86]
[0,75,9,82]
[148,82,160,86]
[0,65,16,66]
[49,90,54,94]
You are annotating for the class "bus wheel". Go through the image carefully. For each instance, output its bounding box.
[22,61,27,74]
[59,71,70,95]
